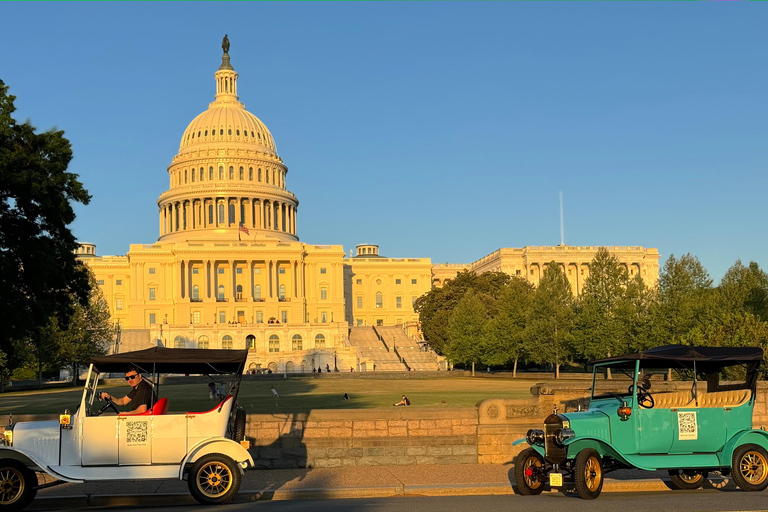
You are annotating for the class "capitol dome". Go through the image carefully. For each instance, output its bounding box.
[157,40,298,243]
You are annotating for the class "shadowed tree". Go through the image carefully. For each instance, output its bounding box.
[526,262,574,378]
[446,291,489,372]
[0,79,91,370]
[482,276,535,376]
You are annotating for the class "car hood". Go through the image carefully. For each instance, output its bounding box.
[561,409,611,444]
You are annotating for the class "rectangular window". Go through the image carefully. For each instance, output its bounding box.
[320,287,327,300]
[395,279,401,284]
[149,268,156,275]
[237,311,245,323]
[321,312,328,323]
[281,311,288,323]
[236,268,242,274]
[116,280,122,286]
[97,280,105,286]
[412,297,417,306]
[193,311,200,324]
[254,268,261,274]
[376,319,383,326]
[356,319,363,326]
[411,279,417,285]
[516,270,521,275]
[219,311,226,323]
[396,297,402,308]
[149,313,156,325]
[279,268,285,274]
[269,339,279,353]
[356,279,362,285]
[192,268,199,274]
[218,268,224,274]
[116,298,123,310]
[356,297,363,309]
[256,311,264,323]
[320,268,327,274]
[149,288,156,301]
[222,339,232,350]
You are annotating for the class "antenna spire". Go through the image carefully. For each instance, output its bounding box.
[559,191,565,246]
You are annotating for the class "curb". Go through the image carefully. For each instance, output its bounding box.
[30,479,676,509]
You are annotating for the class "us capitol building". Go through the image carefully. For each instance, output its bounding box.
[77,41,660,373]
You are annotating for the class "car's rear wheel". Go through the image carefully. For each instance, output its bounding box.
[232,409,246,443]
[732,444,768,492]
[187,453,242,505]
[514,448,545,495]
[0,459,37,511]
[574,449,603,499]
[668,469,708,489]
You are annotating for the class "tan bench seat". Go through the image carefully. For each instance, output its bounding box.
[652,390,695,409]
[695,389,751,408]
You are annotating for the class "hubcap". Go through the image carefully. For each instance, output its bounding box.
[0,468,24,504]
[585,457,601,492]
[680,471,703,483]
[740,451,768,485]
[196,461,233,498]
[523,456,542,489]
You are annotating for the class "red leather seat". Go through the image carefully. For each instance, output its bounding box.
[120,397,168,416]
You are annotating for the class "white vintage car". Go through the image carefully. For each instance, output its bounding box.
[0,347,253,511]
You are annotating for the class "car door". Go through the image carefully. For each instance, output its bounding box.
[81,416,119,466]
[117,416,152,465]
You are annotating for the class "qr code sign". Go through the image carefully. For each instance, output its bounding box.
[126,421,148,445]
[677,411,698,440]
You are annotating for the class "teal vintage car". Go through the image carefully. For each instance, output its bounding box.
[513,345,767,499]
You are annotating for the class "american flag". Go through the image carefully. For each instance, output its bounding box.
[239,222,250,235]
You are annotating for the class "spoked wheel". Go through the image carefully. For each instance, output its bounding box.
[732,444,768,491]
[513,448,545,495]
[668,469,708,490]
[574,449,603,499]
[0,459,37,511]
[187,453,242,505]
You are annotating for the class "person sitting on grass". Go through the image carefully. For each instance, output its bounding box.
[394,395,410,406]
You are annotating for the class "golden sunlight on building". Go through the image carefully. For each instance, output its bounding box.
[77,40,659,372]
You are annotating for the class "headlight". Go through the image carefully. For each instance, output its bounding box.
[526,428,545,446]
[553,428,575,447]
[2,429,11,446]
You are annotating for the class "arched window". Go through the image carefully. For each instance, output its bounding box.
[228,203,235,225]
[239,167,244,180]
[184,170,188,183]
[218,285,225,300]
[220,129,223,135]
[249,167,253,181]
[208,204,214,224]
[199,167,204,181]
[192,285,199,300]
[315,334,326,348]
[254,284,261,300]
[229,166,234,180]
[240,204,245,223]
[269,334,280,353]
[191,169,195,182]
[266,170,269,184]
[221,335,233,350]
[292,334,303,351]
[376,292,383,308]
[218,203,225,224]
[246,334,256,349]
[258,168,262,182]
[174,335,186,348]
[219,166,224,180]
[279,284,286,300]
[209,167,213,180]
[198,335,209,349]
[236,284,243,299]
[228,129,232,135]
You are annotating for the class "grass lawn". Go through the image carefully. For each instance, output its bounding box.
[0,377,535,416]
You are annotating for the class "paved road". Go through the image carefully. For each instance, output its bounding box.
[35,490,768,512]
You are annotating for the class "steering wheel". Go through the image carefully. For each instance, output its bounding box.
[628,384,655,409]
[95,396,121,416]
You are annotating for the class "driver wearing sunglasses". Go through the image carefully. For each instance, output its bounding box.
[99,365,156,415]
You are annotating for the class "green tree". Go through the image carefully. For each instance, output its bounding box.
[0,80,92,368]
[58,272,112,384]
[415,270,510,355]
[482,276,535,376]
[719,260,768,322]
[446,291,489,371]
[526,262,575,378]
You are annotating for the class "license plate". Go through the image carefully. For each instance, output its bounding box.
[550,472,563,487]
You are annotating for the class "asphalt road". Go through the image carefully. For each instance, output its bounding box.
[36,490,768,512]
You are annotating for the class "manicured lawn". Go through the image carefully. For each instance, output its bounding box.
[0,377,535,416]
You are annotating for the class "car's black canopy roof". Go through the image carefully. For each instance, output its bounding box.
[88,347,248,374]
[589,345,763,370]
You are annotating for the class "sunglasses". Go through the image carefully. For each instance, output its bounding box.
[124,374,139,381]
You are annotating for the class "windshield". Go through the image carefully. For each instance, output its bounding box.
[591,363,636,401]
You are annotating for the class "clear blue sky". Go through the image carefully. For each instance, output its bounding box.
[2,3,766,282]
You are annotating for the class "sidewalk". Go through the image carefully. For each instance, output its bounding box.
[31,464,691,509]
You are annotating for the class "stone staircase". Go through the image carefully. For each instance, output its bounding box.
[347,326,407,371]
[374,326,444,371]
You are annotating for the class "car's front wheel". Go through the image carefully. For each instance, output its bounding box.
[668,469,708,490]
[574,449,603,499]
[187,453,242,505]
[732,444,768,492]
[0,459,37,511]
[513,448,545,495]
